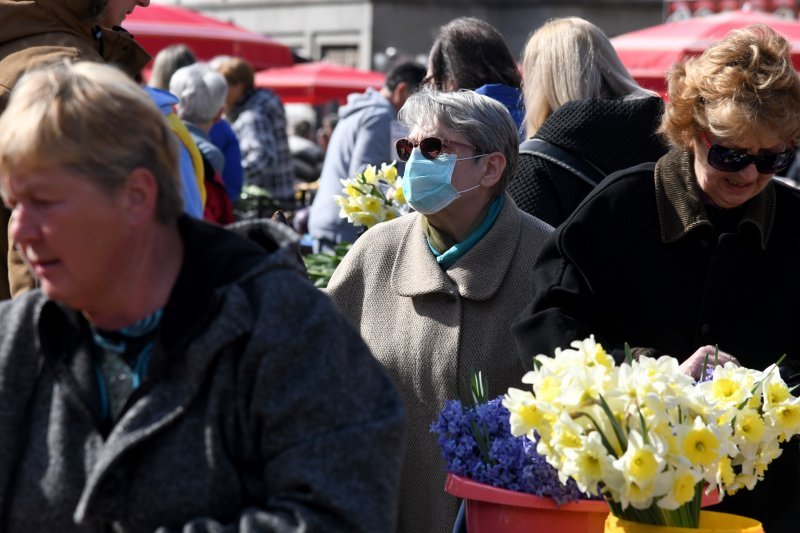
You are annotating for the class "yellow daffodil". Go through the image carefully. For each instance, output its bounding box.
[734,409,765,444]
[349,212,378,228]
[767,400,800,437]
[716,455,736,487]
[393,182,406,205]
[614,431,664,485]
[503,388,544,437]
[509,336,800,527]
[681,418,719,467]
[658,466,700,510]
[381,162,398,184]
[361,164,378,185]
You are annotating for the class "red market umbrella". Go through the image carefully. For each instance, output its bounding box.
[255,61,386,105]
[611,9,800,96]
[125,4,293,71]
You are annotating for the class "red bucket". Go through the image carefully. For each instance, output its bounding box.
[444,473,609,533]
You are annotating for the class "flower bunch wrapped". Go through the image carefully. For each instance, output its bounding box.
[334,161,406,229]
[503,336,800,527]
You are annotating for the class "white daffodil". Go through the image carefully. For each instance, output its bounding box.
[658,465,701,510]
[503,387,544,438]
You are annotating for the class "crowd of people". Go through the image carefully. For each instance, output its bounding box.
[0,0,799,531]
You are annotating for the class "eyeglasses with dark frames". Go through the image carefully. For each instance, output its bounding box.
[395,136,479,162]
[701,132,795,174]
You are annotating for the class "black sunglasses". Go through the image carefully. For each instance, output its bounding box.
[701,132,795,174]
[395,136,478,162]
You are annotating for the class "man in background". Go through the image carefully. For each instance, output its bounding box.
[308,62,426,252]
[212,56,296,207]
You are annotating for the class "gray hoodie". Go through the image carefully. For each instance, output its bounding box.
[309,88,396,248]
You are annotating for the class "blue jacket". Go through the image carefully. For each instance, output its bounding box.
[209,119,244,201]
[146,87,203,218]
[474,83,525,141]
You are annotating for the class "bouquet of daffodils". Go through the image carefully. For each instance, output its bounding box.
[334,162,406,229]
[503,336,800,527]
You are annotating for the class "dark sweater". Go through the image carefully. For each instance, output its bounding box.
[508,96,667,227]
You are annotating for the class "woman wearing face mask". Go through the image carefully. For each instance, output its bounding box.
[327,87,553,533]
[513,25,800,531]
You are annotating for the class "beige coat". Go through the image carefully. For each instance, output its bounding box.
[327,194,552,533]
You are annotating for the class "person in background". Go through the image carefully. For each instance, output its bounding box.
[0,0,152,300]
[150,45,245,203]
[512,25,800,531]
[0,60,405,532]
[146,85,205,219]
[508,17,667,227]
[427,16,524,137]
[316,112,339,153]
[308,61,426,252]
[327,87,552,533]
[149,43,196,90]
[170,63,235,224]
[212,56,295,206]
[289,120,325,183]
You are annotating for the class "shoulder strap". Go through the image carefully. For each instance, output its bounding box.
[519,138,605,188]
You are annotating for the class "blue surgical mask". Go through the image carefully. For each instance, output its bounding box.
[401,148,483,215]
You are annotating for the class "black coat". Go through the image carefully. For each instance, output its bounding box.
[512,148,800,530]
[508,96,667,227]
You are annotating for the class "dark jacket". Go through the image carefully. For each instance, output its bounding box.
[512,148,800,530]
[508,96,667,227]
[0,216,406,532]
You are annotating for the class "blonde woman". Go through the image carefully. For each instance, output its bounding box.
[0,61,404,532]
[508,17,666,226]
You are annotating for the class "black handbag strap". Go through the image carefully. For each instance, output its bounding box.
[519,138,606,188]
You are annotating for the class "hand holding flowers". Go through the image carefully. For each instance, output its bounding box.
[503,337,800,528]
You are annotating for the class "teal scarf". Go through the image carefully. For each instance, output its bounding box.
[427,195,504,269]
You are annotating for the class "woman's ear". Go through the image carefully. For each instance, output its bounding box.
[480,152,507,188]
[122,167,159,226]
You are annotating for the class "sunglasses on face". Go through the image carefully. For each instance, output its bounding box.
[395,136,478,162]
[701,132,796,174]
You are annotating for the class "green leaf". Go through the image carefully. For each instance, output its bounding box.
[574,410,620,458]
[302,242,352,289]
[637,406,649,445]
[624,342,634,365]
[598,394,628,452]
[470,370,489,406]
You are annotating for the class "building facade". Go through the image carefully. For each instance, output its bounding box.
[169,0,667,70]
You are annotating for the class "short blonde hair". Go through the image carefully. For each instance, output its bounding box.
[0,61,183,223]
[660,24,800,148]
[522,17,653,137]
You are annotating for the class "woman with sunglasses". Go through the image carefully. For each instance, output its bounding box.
[327,86,552,533]
[512,25,800,531]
